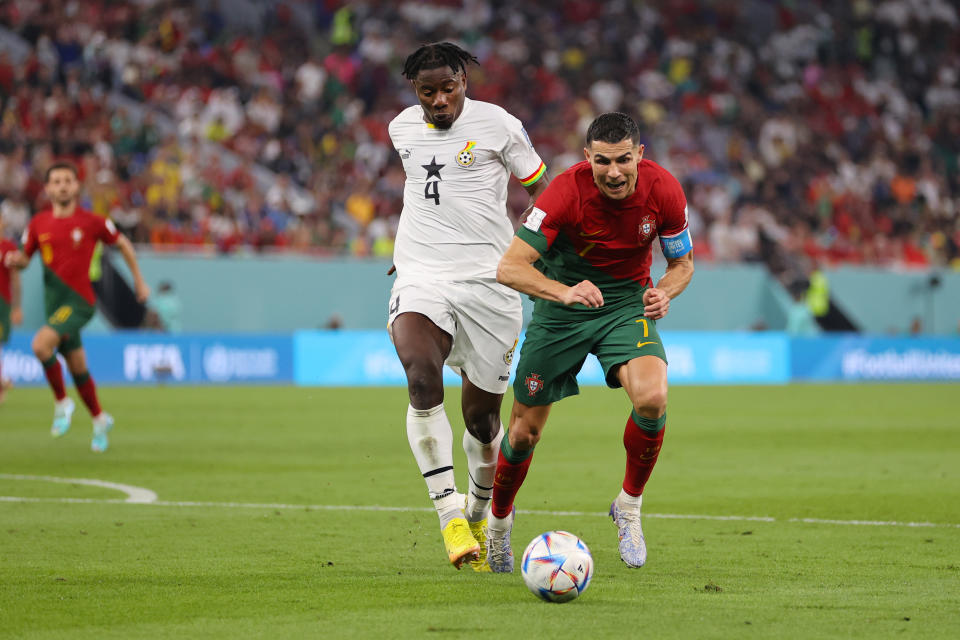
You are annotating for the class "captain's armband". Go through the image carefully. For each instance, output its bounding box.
[659,228,692,259]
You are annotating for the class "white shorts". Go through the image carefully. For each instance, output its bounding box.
[387,278,522,394]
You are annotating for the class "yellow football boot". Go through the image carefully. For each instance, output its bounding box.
[467,519,492,572]
[441,517,480,569]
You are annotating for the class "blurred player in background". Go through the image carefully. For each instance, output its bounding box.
[386,42,550,570]
[4,161,150,451]
[487,113,695,572]
[0,216,23,403]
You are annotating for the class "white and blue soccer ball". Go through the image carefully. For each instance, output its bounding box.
[520,531,594,603]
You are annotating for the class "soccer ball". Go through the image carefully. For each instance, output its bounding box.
[520,531,594,603]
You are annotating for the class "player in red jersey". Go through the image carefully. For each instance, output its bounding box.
[485,113,695,571]
[4,161,150,451]
[0,216,24,404]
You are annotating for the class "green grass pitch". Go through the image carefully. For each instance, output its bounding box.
[1,384,958,639]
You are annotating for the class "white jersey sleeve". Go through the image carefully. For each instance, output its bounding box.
[388,99,545,281]
[499,113,546,188]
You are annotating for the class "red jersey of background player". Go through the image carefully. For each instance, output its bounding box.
[0,237,17,304]
[23,208,120,305]
[517,158,689,303]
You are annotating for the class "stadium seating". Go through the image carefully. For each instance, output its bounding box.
[0,0,957,279]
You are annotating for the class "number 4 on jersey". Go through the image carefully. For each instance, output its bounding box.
[424,181,440,205]
[421,156,444,206]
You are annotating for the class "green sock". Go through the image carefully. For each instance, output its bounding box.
[631,409,666,434]
[500,434,533,464]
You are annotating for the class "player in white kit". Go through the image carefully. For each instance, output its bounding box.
[387,43,549,570]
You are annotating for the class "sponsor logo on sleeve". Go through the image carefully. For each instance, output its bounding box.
[521,127,533,148]
[523,207,547,232]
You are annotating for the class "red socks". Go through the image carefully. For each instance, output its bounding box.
[73,371,102,417]
[41,355,67,401]
[490,438,534,519]
[622,413,666,497]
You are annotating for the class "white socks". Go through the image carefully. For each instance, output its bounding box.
[616,489,643,512]
[407,405,506,528]
[462,425,503,522]
[407,404,461,528]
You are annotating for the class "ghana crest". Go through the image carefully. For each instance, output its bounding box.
[456,141,477,167]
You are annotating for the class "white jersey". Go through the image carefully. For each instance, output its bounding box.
[388,98,546,281]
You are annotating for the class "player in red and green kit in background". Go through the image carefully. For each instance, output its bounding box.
[486,113,695,571]
[0,215,24,403]
[4,162,150,451]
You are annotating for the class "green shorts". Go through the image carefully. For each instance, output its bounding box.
[513,302,667,406]
[45,293,96,354]
[0,298,9,345]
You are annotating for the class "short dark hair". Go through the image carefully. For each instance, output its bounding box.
[44,160,79,183]
[401,42,478,80]
[585,112,641,146]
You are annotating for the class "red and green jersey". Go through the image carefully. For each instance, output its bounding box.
[23,208,120,305]
[516,159,689,318]
[0,237,17,304]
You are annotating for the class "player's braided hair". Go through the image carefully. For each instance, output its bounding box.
[585,112,642,146]
[401,42,478,80]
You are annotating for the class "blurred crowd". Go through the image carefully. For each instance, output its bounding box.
[0,0,958,278]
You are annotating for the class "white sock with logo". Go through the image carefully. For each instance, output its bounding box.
[463,425,503,522]
[616,489,643,513]
[407,404,462,528]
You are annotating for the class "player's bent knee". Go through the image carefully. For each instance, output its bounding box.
[403,364,445,407]
[32,335,56,361]
[463,411,501,443]
[632,387,668,418]
[509,419,544,449]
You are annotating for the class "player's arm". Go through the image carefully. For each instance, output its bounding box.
[520,173,551,219]
[10,267,22,325]
[5,225,36,270]
[497,236,603,308]
[114,234,151,303]
[643,251,694,320]
[642,172,694,320]
[3,249,29,269]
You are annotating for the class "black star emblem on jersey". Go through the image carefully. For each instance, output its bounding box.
[422,156,445,180]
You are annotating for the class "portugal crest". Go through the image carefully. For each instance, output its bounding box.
[71,227,83,245]
[639,216,655,240]
[456,141,477,167]
[525,372,544,396]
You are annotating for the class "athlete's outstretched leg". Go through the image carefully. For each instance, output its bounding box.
[487,400,551,573]
[391,312,478,568]
[64,348,113,452]
[33,327,74,436]
[459,377,506,572]
[610,356,668,568]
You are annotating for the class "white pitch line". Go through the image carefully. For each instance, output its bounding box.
[1,494,958,529]
[0,474,157,504]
